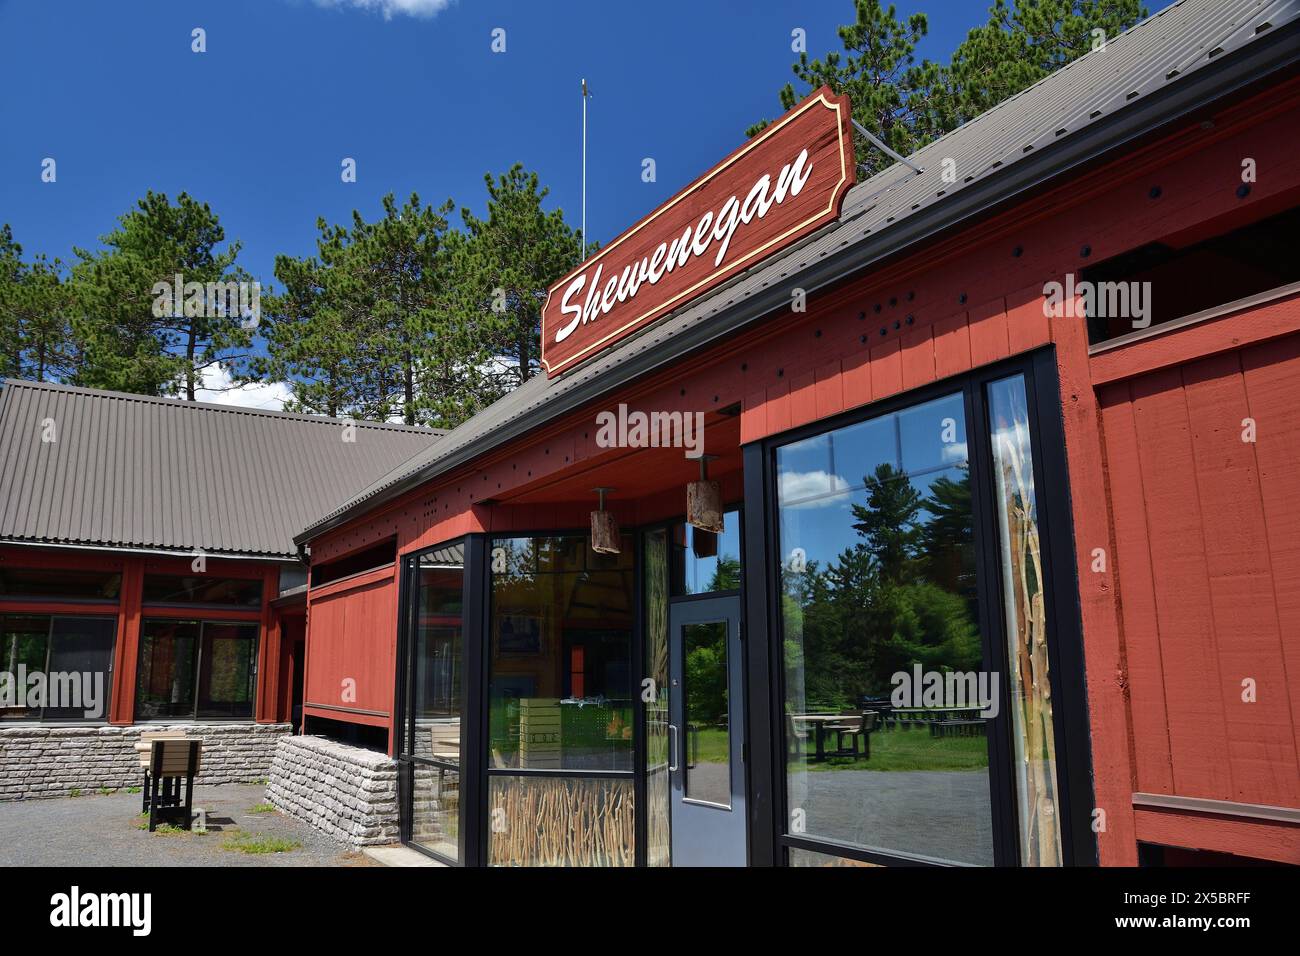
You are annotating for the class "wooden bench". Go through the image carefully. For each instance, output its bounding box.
[143,738,203,831]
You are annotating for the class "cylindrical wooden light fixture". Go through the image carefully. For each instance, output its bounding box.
[590,487,620,554]
[686,456,723,534]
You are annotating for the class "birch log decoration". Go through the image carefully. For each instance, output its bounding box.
[489,777,635,866]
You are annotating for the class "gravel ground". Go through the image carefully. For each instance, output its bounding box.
[0,783,377,867]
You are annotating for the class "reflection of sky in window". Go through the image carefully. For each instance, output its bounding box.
[679,510,742,594]
[780,465,968,570]
[777,392,967,510]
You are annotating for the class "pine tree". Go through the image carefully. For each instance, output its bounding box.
[455,165,584,395]
[752,0,1147,175]
[0,226,80,383]
[71,192,253,398]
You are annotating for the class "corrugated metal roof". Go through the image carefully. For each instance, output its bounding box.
[296,0,1300,543]
[0,379,443,559]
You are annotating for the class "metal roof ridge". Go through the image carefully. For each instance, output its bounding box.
[0,377,446,435]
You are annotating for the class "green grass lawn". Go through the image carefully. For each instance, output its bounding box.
[684,725,988,773]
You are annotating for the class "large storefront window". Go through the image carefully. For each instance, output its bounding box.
[487,533,635,865]
[772,363,1079,867]
[407,543,465,863]
[135,620,257,719]
[0,614,116,721]
[776,391,994,865]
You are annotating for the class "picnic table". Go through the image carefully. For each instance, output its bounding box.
[790,713,876,762]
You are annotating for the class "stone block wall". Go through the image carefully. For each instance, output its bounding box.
[264,734,399,846]
[0,723,292,800]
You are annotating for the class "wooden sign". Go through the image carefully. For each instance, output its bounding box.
[541,87,855,377]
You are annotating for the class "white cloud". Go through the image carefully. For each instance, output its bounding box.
[311,0,455,19]
[187,362,295,412]
[778,469,853,508]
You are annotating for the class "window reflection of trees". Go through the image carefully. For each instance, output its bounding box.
[782,460,980,714]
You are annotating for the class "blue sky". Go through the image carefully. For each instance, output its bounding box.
[0,0,989,404]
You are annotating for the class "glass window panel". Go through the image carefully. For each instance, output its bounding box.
[831,412,897,493]
[776,392,994,865]
[135,620,200,719]
[0,568,122,601]
[411,546,465,771]
[142,575,262,607]
[989,374,1063,866]
[411,762,460,860]
[489,534,633,771]
[43,617,115,720]
[899,392,968,476]
[671,509,741,595]
[683,620,730,808]
[1,615,50,721]
[488,775,634,866]
[775,433,835,506]
[197,623,257,718]
[642,530,671,867]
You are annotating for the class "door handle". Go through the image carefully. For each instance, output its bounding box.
[668,724,679,772]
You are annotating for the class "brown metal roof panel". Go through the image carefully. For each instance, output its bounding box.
[0,379,443,557]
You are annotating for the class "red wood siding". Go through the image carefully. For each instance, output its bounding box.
[1100,332,1300,841]
[303,564,398,750]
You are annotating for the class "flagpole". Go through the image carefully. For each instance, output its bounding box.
[581,78,588,261]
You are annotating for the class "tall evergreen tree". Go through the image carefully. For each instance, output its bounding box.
[0,225,25,378]
[71,191,253,399]
[455,165,584,395]
[752,0,1146,175]
[250,194,485,427]
[0,226,80,382]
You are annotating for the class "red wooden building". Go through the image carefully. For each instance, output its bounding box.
[0,381,440,796]
[4,0,1298,868]
[291,0,1300,867]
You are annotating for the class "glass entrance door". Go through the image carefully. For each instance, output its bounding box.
[668,594,745,865]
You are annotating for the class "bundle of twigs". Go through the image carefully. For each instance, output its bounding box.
[488,777,635,866]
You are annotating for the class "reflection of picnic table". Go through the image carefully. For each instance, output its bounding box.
[876,708,988,739]
[789,712,877,762]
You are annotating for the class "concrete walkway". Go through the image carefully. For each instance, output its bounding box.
[0,783,376,867]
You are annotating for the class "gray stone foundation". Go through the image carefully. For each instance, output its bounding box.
[264,734,399,846]
[0,723,292,801]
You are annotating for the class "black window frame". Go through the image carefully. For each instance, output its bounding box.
[753,347,1097,868]
[477,529,641,867]
[133,618,260,721]
[0,612,118,724]
[395,536,476,867]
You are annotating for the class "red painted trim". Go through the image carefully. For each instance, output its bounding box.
[302,705,389,728]
[110,558,143,725]
[1091,288,1300,385]
[1134,807,1300,864]
[306,563,395,602]
[137,605,262,622]
[0,600,119,616]
[256,566,281,723]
